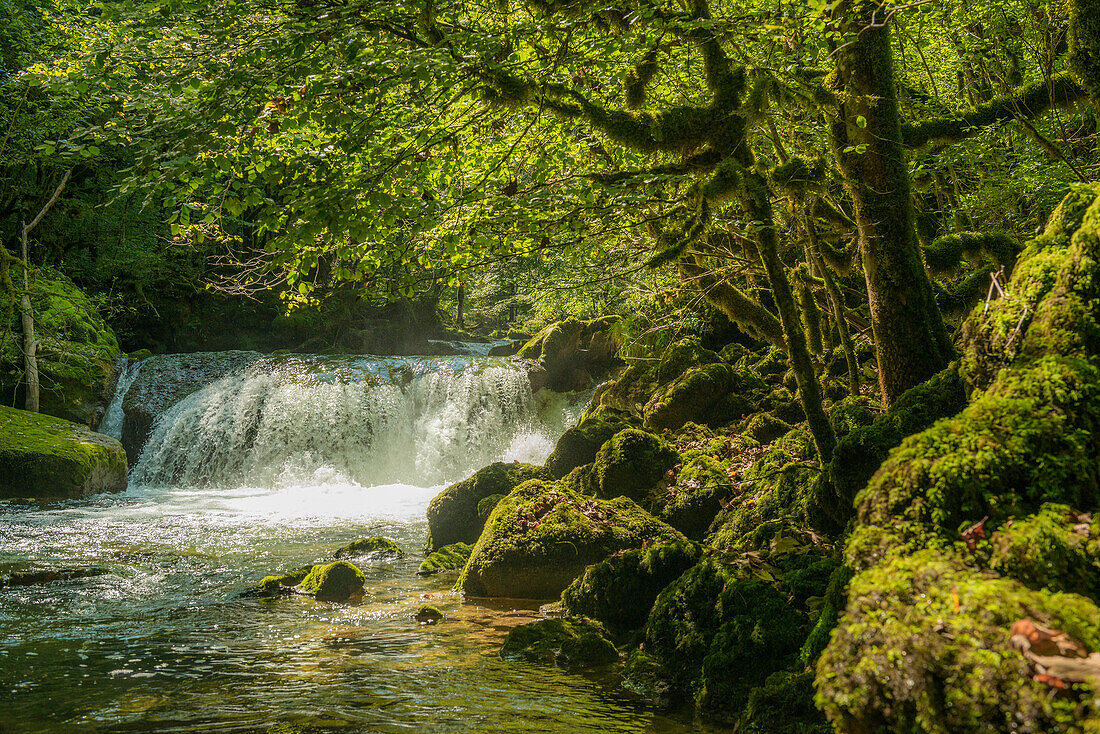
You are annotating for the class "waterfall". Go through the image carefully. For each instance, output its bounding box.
[130,355,580,489]
[99,358,143,440]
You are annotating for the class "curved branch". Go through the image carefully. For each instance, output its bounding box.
[678,257,785,349]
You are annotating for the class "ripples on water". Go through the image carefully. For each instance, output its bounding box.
[1,355,710,733]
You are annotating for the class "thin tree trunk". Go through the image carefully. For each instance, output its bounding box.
[456,282,465,330]
[805,212,859,396]
[829,6,951,405]
[20,224,38,413]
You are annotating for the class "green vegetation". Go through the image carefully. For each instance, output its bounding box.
[297,561,366,603]
[332,537,404,560]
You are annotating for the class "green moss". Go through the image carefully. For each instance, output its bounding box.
[621,649,677,708]
[499,616,618,669]
[1,268,120,425]
[659,454,733,540]
[736,670,831,734]
[426,461,546,550]
[827,395,878,439]
[1070,0,1100,105]
[740,412,792,444]
[298,561,366,602]
[458,479,686,598]
[477,494,505,520]
[590,428,678,505]
[989,503,1100,599]
[644,558,810,719]
[544,411,631,478]
[246,564,317,597]
[333,536,404,560]
[655,338,720,383]
[561,540,700,630]
[593,363,658,417]
[0,405,127,499]
[417,542,473,576]
[923,231,1019,276]
[643,363,762,431]
[798,564,853,667]
[816,550,1100,732]
[415,604,444,624]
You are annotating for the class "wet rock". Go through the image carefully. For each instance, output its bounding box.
[244,565,314,598]
[0,406,127,500]
[417,543,473,576]
[426,462,546,551]
[499,617,618,669]
[458,479,686,598]
[415,604,444,624]
[0,567,109,588]
[298,561,365,602]
[477,494,505,521]
[517,316,622,391]
[333,537,404,560]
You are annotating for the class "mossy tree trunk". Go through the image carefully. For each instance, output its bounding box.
[829,3,953,406]
[20,224,38,413]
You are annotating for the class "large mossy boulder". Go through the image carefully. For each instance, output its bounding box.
[543,409,632,479]
[426,462,546,551]
[561,540,701,630]
[817,187,1100,733]
[643,363,763,432]
[659,454,735,540]
[644,554,830,722]
[589,428,679,505]
[1,269,120,426]
[517,316,622,391]
[0,405,127,500]
[499,616,619,669]
[120,350,261,461]
[297,561,365,602]
[458,479,686,598]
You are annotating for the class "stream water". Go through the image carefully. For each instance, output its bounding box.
[0,354,710,733]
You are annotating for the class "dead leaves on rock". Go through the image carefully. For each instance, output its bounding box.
[1011,619,1100,690]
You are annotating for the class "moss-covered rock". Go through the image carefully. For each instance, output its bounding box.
[643,363,763,432]
[120,350,261,461]
[0,567,109,588]
[477,493,505,520]
[244,565,315,598]
[1,269,120,426]
[736,670,831,734]
[417,542,473,576]
[816,550,1100,733]
[589,428,678,505]
[543,410,632,479]
[622,649,678,708]
[415,604,444,624]
[499,616,618,669]
[989,503,1100,599]
[655,338,721,383]
[517,316,622,391]
[298,561,365,602]
[561,540,700,629]
[644,557,817,720]
[426,461,546,550]
[659,454,734,540]
[333,537,404,560]
[740,412,792,444]
[458,479,686,598]
[0,405,127,499]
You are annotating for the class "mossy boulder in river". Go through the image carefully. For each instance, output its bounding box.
[417,542,473,576]
[458,479,686,598]
[561,540,700,630]
[297,561,365,602]
[589,428,678,505]
[120,350,261,461]
[415,604,444,624]
[0,405,127,500]
[426,462,546,551]
[499,617,618,669]
[333,537,403,560]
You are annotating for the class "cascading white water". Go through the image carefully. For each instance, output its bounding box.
[130,355,580,490]
[98,358,143,440]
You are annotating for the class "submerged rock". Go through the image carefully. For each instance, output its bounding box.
[415,604,444,624]
[0,405,127,500]
[417,543,473,576]
[0,567,109,588]
[426,462,546,551]
[458,479,685,598]
[298,561,365,602]
[499,617,618,669]
[333,537,404,560]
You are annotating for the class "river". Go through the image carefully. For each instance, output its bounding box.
[0,353,709,733]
